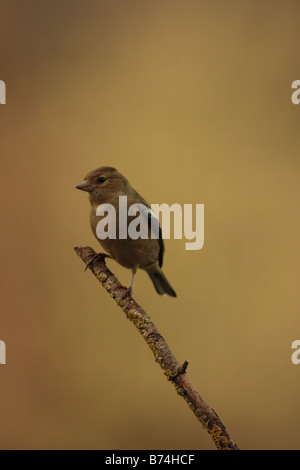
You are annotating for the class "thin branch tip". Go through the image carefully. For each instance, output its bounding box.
[178,360,189,375]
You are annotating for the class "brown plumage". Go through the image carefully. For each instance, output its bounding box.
[76,166,176,297]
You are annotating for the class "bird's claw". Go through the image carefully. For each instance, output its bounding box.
[85,253,111,271]
[117,286,133,302]
[126,286,133,296]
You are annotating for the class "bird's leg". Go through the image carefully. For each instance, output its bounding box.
[85,252,112,271]
[127,267,137,296]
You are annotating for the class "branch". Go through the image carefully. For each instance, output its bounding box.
[74,245,239,450]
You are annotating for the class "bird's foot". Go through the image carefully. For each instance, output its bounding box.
[85,252,111,271]
[116,285,133,302]
[126,286,133,297]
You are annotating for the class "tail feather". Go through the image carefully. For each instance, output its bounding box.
[148,269,177,297]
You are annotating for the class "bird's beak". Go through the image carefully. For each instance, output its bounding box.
[76,181,93,192]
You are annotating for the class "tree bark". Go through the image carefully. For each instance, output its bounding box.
[74,245,239,450]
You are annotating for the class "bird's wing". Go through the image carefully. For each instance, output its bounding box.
[136,204,165,268]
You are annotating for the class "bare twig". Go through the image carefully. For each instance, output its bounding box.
[74,245,239,450]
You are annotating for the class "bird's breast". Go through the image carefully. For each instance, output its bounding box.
[89,207,160,270]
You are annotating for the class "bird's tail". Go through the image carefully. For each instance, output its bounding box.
[147,268,177,297]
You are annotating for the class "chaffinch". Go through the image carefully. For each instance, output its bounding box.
[76,166,176,297]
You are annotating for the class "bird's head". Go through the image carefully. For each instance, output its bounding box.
[76,166,128,204]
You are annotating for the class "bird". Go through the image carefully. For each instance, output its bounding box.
[76,166,176,297]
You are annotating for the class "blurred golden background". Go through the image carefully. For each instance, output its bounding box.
[0,0,299,450]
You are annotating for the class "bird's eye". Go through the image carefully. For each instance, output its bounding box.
[97,177,107,184]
